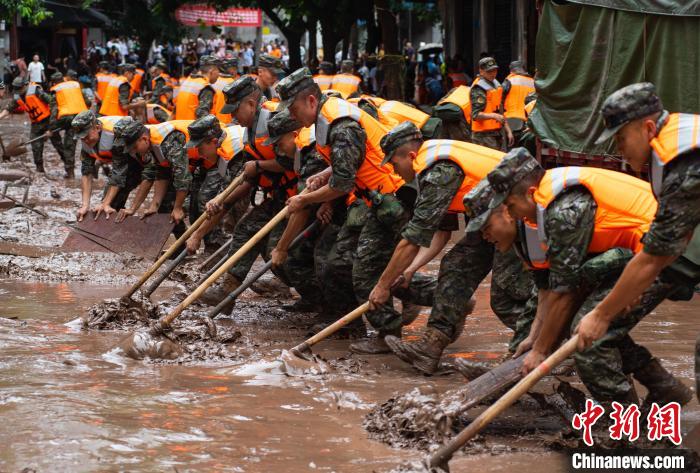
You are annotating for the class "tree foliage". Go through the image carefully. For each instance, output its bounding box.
[0,0,52,25]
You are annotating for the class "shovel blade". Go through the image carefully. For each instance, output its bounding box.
[5,140,27,158]
[117,330,183,360]
[278,349,330,376]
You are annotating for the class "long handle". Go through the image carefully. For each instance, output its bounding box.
[209,220,321,318]
[143,248,188,297]
[291,302,370,355]
[196,237,234,286]
[428,336,579,469]
[158,204,290,328]
[198,236,233,272]
[124,172,246,299]
[21,130,56,147]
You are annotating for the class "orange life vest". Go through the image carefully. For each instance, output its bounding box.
[211,76,236,124]
[438,85,471,124]
[330,73,361,99]
[99,75,131,116]
[150,73,172,91]
[95,72,114,101]
[520,167,657,269]
[503,73,535,121]
[147,120,200,169]
[378,101,430,130]
[50,80,88,118]
[174,76,211,120]
[524,99,536,118]
[130,68,145,93]
[313,74,335,91]
[315,97,403,204]
[81,116,123,163]
[470,76,503,133]
[413,140,504,213]
[16,83,50,123]
[214,124,246,176]
[448,72,470,88]
[291,125,317,175]
[145,103,170,124]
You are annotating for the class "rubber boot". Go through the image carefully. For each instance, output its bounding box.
[65,168,75,179]
[349,328,401,355]
[385,327,451,375]
[633,357,693,408]
[35,163,45,173]
[200,273,241,306]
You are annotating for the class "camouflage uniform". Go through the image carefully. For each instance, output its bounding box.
[470,57,504,150]
[48,75,93,170]
[191,58,219,119]
[257,54,285,102]
[4,84,64,168]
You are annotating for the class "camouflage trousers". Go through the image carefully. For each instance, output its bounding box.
[409,231,536,349]
[355,194,437,334]
[30,119,67,168]
[52,115,79,169]
[471,130,504,151]
[106,160,143,211]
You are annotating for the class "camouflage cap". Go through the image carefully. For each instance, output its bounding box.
[71,110,99,139]
[479,57,498,71]
[98,61,110,69]
[187,114,223,149]
[221,57,238,70]
[112,116,147,149]
[276,67,315,111]
[340,59,354,71]
[595,82,663,145]
[153,61,167,70]
[121,63,136,73]
[12,76,27,89]
[509,60,526,74]
[486,147,541,208]
[323,89,343,99]
[263,109,302,146]
[200,55,220,68]
[50,72,64,83]
[258,54,284,74]
[319,61,334,74]
[379,122,424,165]
[221,75,260,114]
[464,179,497,233]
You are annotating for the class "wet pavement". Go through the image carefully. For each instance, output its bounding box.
[0,114,698,472]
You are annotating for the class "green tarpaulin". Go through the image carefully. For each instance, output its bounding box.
[564,0,700,17]
[530,0,700,155]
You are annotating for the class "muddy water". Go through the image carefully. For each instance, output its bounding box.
[1,278,697,472]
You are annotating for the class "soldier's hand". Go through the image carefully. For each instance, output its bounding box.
[493,114,506,124]
[286,194,306,214]
[170,207,185,224]
[306,174,325,191]
[368,284,390,311]
[76,206,89,222]
[185,235,201,255]
[400,269,414,288]
[316,201,333,224]
[521,349,546,376]
[575,309,610,352]
[92,203,116,220]
[45,130,53,138]
[512,335,533,359]
[140,206,157,220]
[506,129,515,148]
[271,247,288,268]
[206,198,223,216]
[115,208,135,223]
[243,160,259,179]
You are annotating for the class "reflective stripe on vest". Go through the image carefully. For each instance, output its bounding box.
[81,116,123,163]
[147,120,195,167]
[330,74,361,99]
[313,74,334,91]
[315,97,403,203]
[99,76,130,116]
[217,124,246,175]
[174,77,209,120]
[504,74,535,121]
[95,73,114,100]
[438,85,471,123]
[22,83,50,122]
[146,104,169,124]
[379,101,430,130]
[471,77,503,132]
[519,221,549,269]
[51,80,88,118]
[413,140,505,213]
[529,167,657,267]
[212,76,236,124]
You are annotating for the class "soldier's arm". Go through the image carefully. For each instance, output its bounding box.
[501,79,511,104]
[78,150,97,219]
[118,83,131,109]
[162,131,191,216]
[152,105,170,123]
[106,148,129,189]
[0,99,20,120]
[81,89,92,108]
[471,86,503,123]
[195,87,214,118]
[149,78,165,104]
[48,94,58,123]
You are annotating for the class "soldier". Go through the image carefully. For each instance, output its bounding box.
[364,122,536,368]
[71,111,139,221]
[433,84,471,141]
[481,148,692,408]
[94,61,114,105]
[211,58,238,125]
[174,55,219,120]
[256,54,285,102]
[470,57,513,151]
[111,117,191,238]
[330,60,362,99]
[501,60,535,146]
[0,77,60,173]
[277,68,413,329]
[575,83,700,401]
[313,61,335,92]
[148,61,171,105]
[98,63,143,118]
[48,71,90,178]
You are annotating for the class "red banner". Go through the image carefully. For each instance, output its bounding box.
[175,5,262,27]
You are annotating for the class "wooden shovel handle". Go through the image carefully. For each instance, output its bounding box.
[428,335,579,469]
[124,172,246,298]
[291,302,370,354]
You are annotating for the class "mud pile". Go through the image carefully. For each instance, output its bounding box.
[82,293,164,330]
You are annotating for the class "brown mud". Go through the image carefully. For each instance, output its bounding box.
[1,115,699,472]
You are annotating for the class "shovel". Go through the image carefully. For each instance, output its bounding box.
[207,219,321,319]
[198,236,233,273]
[117,203,291,360]
[4,130,60,159]
[142,248,188,298]
[120,172,246,302]
[426,336,579,472]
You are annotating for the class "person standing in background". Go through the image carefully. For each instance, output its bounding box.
[27,54,45,87]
